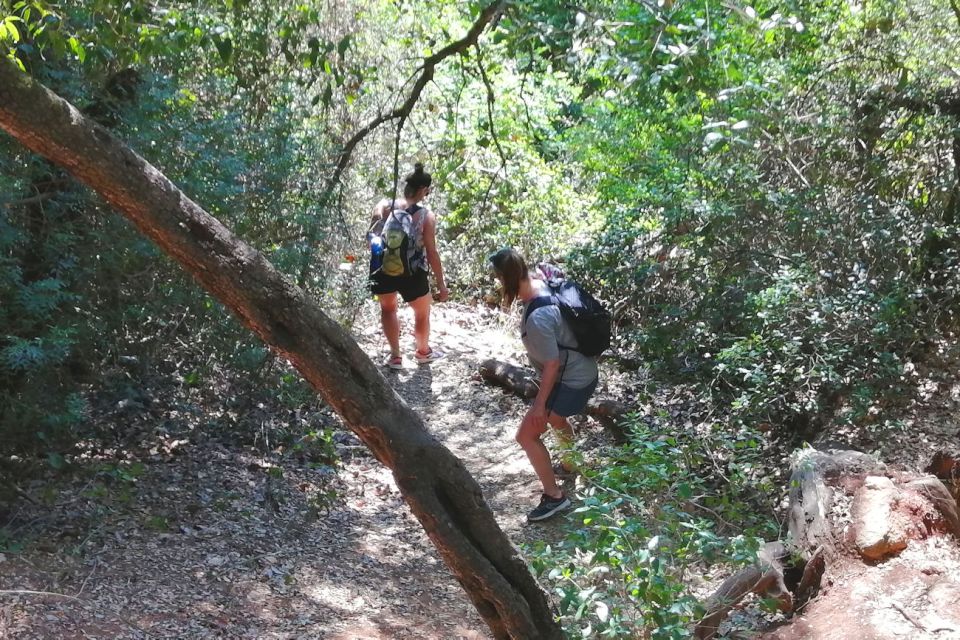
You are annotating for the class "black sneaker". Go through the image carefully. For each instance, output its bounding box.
[527,493,572,522]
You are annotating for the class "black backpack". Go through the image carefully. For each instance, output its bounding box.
[523,279,611,357]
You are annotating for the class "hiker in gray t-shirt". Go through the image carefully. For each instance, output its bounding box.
[490,248,599,522]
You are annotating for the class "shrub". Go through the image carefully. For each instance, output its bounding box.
[527,415,776,639]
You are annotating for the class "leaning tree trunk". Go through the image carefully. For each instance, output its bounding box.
[0,59,563,640]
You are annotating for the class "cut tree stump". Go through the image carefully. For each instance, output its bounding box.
[693,447,960,640]
[786,449,887,561]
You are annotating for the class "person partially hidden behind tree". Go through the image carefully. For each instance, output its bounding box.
[489,248,599,522]
[368,163,449,369]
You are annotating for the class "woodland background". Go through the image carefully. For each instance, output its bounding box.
[2,0,960,638]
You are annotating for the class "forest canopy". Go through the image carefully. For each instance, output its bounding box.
[3,0,960,638]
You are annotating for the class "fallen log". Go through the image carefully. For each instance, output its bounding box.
[478,358,631,441]
[694,541,794,640]
[478,358,538,399]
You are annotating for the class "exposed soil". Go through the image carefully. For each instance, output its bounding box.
[1,301,958,639]
[760,544,960,640]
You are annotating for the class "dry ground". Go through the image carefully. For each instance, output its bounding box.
[2,301,959,639]
[0,301,608,639]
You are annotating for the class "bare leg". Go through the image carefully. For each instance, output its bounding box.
[548,413,574,447]
[548,413,575,471]
[516,420,562,498]
[408,292,432,355]
[378,292,401,357]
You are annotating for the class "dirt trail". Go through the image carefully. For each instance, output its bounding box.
[1,302,590,639]
[6,301,959,639]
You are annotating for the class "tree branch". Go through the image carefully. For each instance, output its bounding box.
[475,43,508,174]
[296,1,508,286]
[319,0,508,201]
[2,193,55,209]
[869,87,960,117]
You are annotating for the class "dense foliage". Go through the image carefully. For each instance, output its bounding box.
[3,0,960,637]
[542,0,960,437]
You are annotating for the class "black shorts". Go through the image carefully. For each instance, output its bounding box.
[370,269,430,302]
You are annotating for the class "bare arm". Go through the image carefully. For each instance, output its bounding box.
[369,199,390,231]
[421,210,449,301]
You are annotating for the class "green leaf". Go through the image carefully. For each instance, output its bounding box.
[4,18,20,43]
[214,35,233,64]
[47,452,65,470]
[336,34,351,56]
[68,36,85,62]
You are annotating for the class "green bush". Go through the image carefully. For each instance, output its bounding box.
[527,415,776,638]
[0,163,91,452]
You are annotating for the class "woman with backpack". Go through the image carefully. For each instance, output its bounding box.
[489,248,599,522]
[368,163,449,370]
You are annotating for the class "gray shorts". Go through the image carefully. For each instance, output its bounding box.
[546,376,598,417]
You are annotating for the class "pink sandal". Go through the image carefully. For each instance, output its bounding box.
[383,355,404,370]
[414,348,445,364]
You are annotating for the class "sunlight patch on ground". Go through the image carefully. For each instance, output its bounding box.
[304,583,368,612]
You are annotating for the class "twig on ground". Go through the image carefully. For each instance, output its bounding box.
[0,589,81,601]
[890,601,927,632]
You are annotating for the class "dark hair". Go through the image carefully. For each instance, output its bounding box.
[489,248,528,306]
[403,162,432,198]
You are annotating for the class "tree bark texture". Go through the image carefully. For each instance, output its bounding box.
[0,59,563,640]
[695,447,960,639]
[786,448,887,561]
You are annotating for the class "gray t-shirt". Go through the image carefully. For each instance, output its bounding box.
[521,297,599,389]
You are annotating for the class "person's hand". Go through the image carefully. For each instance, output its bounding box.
[436,285,449,302]
[522,403,548,434]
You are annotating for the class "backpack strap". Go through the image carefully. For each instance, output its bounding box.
[407,204,425,231]
[523,294,578,352]
[522,295,556,326]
